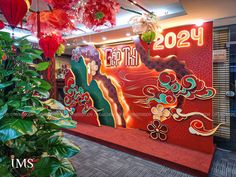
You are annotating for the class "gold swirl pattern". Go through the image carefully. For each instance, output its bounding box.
[171,108,212,122]
[189,120,224,136]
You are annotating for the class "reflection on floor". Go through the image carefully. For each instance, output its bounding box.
[65,133,236,177]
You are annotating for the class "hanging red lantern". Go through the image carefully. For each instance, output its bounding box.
[0,20,5,29]
[0,0,32,28]
[39,34,63,58]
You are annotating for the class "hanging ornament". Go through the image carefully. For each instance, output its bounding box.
[0,20,5,29]
[27,9,77,35]
[39,34,62,58]
[0,0,32,28]
[129,13,160,34]
[141,30,156,43]
[141,30,156,61]
[130,13,161,61]
[42,0,81,26]
[78,0,120,31]
[56,44,65,56]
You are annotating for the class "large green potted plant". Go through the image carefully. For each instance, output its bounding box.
[0,31,80,177]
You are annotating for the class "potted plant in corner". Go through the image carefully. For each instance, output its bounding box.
[0,31,80,177]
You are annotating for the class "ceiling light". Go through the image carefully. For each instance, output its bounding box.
[82,40,87,43]
[102,37,107,40]
[126,33,131,36]
[195,20,204,26]
[66,43,71,46]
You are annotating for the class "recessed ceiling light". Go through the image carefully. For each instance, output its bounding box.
[102,37,107,40]
[126,33,131,36]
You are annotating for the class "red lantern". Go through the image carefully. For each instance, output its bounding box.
[39,34,62,58]
[0,20,5,29]
[0,0,32,28]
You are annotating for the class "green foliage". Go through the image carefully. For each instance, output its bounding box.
[35,62,50,71]
[0,32,79,177]
[33,157,76,177]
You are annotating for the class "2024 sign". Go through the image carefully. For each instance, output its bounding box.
[153,27,204,50]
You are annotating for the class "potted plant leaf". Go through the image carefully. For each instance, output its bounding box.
[0,31,80,177]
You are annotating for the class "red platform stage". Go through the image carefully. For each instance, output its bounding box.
[64,123,214,176]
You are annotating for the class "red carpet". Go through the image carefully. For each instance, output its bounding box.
[64,123,214,176]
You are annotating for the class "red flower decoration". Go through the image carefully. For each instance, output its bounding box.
[147,120,168,141]
[0,20,5,29]
[78,0,120,31]
[26,9,77,35]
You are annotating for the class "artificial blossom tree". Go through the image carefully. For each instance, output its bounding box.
[0,31,80,177]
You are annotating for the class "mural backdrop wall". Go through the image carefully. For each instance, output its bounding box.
[67,22,221,154]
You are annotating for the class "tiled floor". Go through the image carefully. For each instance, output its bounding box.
[65,133,236,177]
